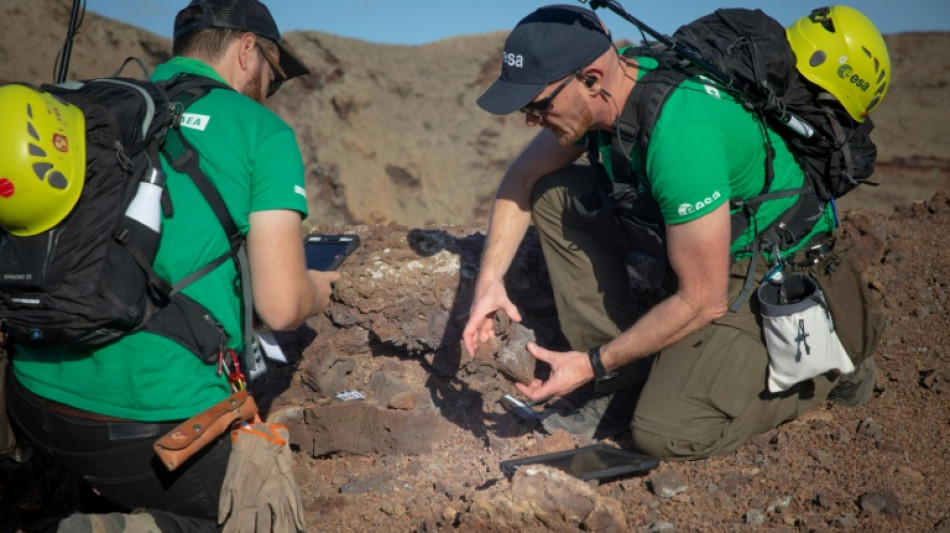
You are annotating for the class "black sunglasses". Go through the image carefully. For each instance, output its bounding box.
[520,69,582,117]
[256,43,287,97]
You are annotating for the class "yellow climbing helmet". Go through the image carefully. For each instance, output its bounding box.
[0,84,86,236]
[786,5,890,123]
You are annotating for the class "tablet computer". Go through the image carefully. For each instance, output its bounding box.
[499,444,659,481]
[304,234,360,271]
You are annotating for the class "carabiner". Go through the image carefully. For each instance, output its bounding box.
[766,245,787,284]
[221,349,247,391]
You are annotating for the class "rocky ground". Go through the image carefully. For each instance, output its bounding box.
[271,189,950,533]
[2,187,949,532]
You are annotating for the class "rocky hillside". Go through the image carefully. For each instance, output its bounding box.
[1,0,947,225]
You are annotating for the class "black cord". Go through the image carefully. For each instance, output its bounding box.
[54,0,86,83]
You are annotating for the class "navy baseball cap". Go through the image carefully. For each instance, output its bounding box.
[477,5,612,115]
[174,0,310,81]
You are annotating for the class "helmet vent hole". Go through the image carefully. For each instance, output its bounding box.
[877,70,886,84]
[26,103,33,119]
[27,122,39,142]
[862,46,873,59]
[32,162,53,181]
[29,144,47,157]
[809,7,831,24]
[47,171,68,190]
[809,51,827,68]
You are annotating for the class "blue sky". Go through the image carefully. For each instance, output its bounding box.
[89,1,949,45]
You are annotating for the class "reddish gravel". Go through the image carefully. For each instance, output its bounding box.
[2,189,949,533]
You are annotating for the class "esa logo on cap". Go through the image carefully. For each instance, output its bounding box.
[503,51,524,68]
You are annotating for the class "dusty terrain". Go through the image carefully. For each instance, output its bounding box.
[221,186,947,533]
[259,195,950,533]
[1,2,949,532]
[3,192,949,532]
[0,194,950,532]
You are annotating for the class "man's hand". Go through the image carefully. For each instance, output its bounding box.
[307,269,341,316]
[514,342,594,401]
[461,277,522,358]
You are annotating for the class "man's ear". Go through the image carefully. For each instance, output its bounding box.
[237,32,257,72]
[579,69,604,93]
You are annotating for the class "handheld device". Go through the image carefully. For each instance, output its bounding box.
[499,444,659,481]
[500,394,542,421]
[304,234,360,271]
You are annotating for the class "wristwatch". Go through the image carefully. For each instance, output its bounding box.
[588,345,617,382]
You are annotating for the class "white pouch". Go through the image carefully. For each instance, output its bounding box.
[757,272,854,393]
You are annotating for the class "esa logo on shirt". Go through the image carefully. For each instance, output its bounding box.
[678,191,722,217]
[180,113,211,131]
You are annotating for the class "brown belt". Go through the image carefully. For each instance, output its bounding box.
[44,399,132,422]
[16,381,133,423]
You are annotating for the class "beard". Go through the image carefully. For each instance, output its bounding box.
[548,93,594,147]
[242,65,266,104]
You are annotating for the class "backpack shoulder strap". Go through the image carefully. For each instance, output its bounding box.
[592,47,689,187]
[158,74,242,249]
[146,75,258,367]
[163,75,262,375]
[612,66,684,185]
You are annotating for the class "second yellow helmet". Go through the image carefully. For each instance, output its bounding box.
[786,5,890,123]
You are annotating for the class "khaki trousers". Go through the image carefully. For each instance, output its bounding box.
[530,166,883,460]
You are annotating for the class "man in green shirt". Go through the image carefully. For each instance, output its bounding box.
[6,0,334,530]
[463,5,884,460]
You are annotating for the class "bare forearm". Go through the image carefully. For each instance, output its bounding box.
[247,210,339,331]
[479,131,583,282]
[478,191,532,283]
[252,258,315,331]
[599,292,719,372]
[599,204,732,373]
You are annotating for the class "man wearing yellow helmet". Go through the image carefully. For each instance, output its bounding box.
[464,5,886,461]
[5,1,333,530]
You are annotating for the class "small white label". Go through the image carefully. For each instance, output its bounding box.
[180,113,211,131]
[335,390,365,402]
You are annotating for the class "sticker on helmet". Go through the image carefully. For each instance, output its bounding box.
[53,134,69,152]
[0,178,15,198]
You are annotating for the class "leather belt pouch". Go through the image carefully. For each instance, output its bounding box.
[154,390,258,471]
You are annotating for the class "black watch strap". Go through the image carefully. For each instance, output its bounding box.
[588,345,616,382]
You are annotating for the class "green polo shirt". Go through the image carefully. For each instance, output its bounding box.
[591,55,836,258]
[13,56,308,421]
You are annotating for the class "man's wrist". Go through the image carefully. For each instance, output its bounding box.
[588,345,617,382]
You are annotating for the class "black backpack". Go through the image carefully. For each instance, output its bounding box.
[604,9,879,225]
[0,72,249,362]
[584,8,880,308]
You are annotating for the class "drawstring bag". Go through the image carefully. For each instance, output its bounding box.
[757,272,855,392]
